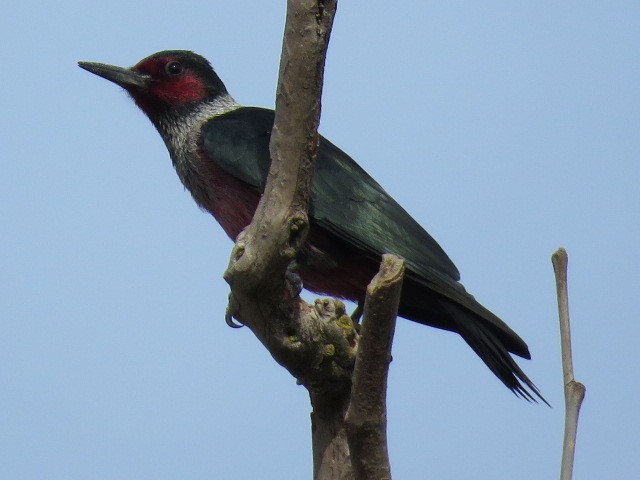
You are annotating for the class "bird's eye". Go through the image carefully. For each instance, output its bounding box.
[165,61,184,75]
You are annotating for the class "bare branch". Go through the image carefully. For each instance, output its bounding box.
[346,254,404,480]
[223,0,340,385]
[224,0,337,297]
[311,391,353,480]
[552,248,586,480]
[220,3,357,478]
[224,3,401,479]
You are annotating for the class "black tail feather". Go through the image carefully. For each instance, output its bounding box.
[445,304,549,406]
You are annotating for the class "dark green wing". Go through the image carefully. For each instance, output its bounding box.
[201,106,460,281]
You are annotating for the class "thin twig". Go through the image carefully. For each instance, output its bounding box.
[552,248,586,480]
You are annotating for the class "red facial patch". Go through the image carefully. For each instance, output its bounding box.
[132,56,206,107]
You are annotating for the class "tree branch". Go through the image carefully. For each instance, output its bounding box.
[223,0,342,392]
[552,248,586,480]
[224,3,401,478]
[346,254,404,480]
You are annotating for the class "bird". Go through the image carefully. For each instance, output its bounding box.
[79,50,547,404]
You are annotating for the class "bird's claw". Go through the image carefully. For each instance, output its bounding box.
[225,292,244,328]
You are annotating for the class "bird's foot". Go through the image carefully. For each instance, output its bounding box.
[350,301,364,323]
[285,262,303,299]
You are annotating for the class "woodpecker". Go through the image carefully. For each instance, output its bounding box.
[79,50,546,404]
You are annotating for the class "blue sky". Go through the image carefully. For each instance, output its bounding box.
[2,2,638,478]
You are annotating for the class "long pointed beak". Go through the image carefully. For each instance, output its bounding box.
[78,61,150,89]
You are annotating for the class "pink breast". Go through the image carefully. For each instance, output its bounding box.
[199,156,261,240]
[198,155,375,303]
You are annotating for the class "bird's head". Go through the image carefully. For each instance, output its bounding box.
[79,50,228,117]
